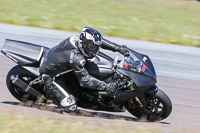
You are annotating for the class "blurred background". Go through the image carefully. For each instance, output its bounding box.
[0,0,200,47]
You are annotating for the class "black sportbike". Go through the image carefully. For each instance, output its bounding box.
[1,39,172,121]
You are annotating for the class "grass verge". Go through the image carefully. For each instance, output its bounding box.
[0,114,160,133]
[0,113,199,133]
[0,0,200,47]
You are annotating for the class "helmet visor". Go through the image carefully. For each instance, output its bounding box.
[85,40,100,52]
[87,45,99,52]
[86,44,99,52]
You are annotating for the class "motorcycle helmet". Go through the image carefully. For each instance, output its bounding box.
[78,26,102,59]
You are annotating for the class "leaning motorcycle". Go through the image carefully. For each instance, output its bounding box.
[1,39,172,121]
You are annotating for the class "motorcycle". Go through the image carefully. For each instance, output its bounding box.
[1,39,172,121]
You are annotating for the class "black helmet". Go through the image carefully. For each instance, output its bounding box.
[78,26,102,59]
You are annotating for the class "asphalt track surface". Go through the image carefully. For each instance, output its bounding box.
[0,23,200,132]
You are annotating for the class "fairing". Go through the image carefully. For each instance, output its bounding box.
[1,39,49,67]
[1,39,49,76]
[85,52,114,80]
[117,68,156,90]
[131,49,156,79]
[116,49,157,89]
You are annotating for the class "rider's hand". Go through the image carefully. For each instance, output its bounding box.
[98,82,117,92]
[105,82,118,93]
[121,45,130,56]
[98,82,119,93]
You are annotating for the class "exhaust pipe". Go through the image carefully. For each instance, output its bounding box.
[10,75,45,99]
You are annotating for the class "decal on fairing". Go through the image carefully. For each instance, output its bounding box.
[123,64,128,68]
[143,57,147,62]
[141,64,146,72]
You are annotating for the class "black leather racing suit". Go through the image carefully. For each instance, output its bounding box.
[39,36,127,111]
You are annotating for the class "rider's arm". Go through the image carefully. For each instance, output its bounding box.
[69,53,105,90]
[101,38,129,56]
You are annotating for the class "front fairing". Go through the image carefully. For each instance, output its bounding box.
[130,49,156,79]
[117,49,157,89]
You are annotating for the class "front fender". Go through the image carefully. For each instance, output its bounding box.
[145,85,158,96]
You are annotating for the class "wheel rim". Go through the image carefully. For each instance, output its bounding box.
[144,96,164,119]
[127,95,165,120]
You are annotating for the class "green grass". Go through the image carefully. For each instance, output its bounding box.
[0,114,160,133]
[0,0,200,47]
[0,113,199,133]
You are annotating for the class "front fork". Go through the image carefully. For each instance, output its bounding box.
[133,85,158,110]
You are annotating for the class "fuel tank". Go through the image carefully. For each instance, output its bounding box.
[85,52,114,80]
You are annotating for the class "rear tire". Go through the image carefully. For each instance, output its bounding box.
[6,65,38,102]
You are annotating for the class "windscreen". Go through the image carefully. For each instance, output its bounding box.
[118,50,152,77]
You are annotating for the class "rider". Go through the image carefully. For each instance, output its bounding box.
[39,26,129,112]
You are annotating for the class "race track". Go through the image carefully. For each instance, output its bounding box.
[0,23,200,132]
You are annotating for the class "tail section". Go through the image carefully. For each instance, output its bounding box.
[1,39,49,67]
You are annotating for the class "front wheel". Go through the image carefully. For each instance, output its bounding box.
[125,89,172,121]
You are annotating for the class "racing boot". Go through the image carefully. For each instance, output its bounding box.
[42,75,77,112]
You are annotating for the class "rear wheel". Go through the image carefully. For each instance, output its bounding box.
[6,65,38,102]
[125,89,172,121]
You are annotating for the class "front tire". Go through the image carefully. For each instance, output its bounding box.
[6,65,38,102]
[125,89,172,121]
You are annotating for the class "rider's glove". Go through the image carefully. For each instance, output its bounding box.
[98,82,118,93]
[120,45,129,56]
[105,82,118,93]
